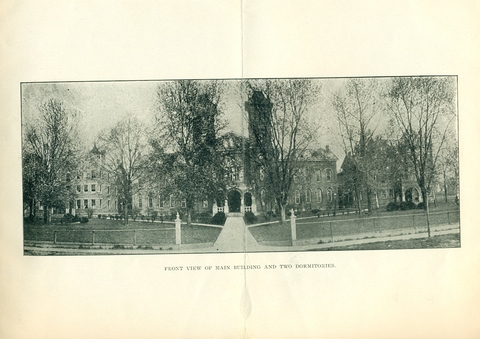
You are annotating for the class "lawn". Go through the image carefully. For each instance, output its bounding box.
[309,233,460,251]
[248,209,459,243]
[24,218,222,245]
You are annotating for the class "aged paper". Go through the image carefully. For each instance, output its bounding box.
[1,1,479,338]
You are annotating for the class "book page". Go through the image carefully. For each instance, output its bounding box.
[1,1,479,338]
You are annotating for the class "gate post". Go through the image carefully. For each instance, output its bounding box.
[175,212,181,245]
[290,209,297,245]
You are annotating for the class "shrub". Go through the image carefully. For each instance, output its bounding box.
[417,202,425,210]
[386,202,398,212]
[80,217,89,223]
[131,208,141,221]
[86,208,94,219]
[150,210,158,222]
[97,214,102,219]
[63,213,75,223]
[194,211,212,223]
[210,212,226,225]
[405,201,417,210]
[311,209,320,215]
[244,211,257,225]
[73,215,81,222]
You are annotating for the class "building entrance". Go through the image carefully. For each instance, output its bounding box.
[227,190,241,213]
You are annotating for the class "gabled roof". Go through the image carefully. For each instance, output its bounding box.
[303,146,338,162]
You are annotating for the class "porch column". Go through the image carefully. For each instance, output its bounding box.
[240,196,244,213]
[224,199,229,214]
[213,201,218,215]
[252,196,257,213]
[418,189,423,203]
[401,188,405,202]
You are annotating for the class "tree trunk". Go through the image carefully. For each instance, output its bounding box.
[124,206,128,224]
[366,186,372,213]
[187,208,192,226]
[443,170,448,203]
[29,198,34,220]
[280,204,287,225]
[43,204,51,224]
[421,187,431,238]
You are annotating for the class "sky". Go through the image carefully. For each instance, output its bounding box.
[20,77,458,170]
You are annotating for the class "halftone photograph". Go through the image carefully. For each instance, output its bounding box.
[21,77,459,255]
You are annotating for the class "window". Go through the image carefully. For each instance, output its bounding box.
[138,196,143,208]
[327,189,333,202]
[76,172,81,179]
[326,169,332,182]
[91,170,96,179]
[107,186,110,195]
[315,170,321,182]
[91,184,96,192]
[170,196,175,208]
[389,189,394,198]
[91,199,96,208]
[84,199,88,209]
[107,200,110,208]
[294,190,301,204]
[306,189,312,203]
[160,197,164,208]
[77,185,81,193]
[76,200,81,209]
[316,189,323,203]
[149,197,153,208]
[181,199,186,208]
[382,190,387,198]
[114,200,117,210]
[84,185,88,192]
[99,199,102,208]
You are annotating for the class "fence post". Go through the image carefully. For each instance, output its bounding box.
[54,231,57,244]
[412,215,416,233]
[290,209,296,244]
[134,229,137,245]
[175,212,181,245]
[447,212,450,224]
[92,231,95,245]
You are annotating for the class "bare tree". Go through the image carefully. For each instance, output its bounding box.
[436,128,459,203]
[386,76,456,237]
[245,79,320,224]
[23,99,79,223]
[332,78,380,213]
[153,80,226,225]
[97,117,147,223]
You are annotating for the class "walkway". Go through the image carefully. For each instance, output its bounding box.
[213,216,258,252]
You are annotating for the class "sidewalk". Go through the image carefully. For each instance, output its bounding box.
[213,216,258,252]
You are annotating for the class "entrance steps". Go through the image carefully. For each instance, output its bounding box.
[213,216,258,252]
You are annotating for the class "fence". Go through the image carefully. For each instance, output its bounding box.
[24,215,224,247]
[46,228,177,246]
[294,210,460,243]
